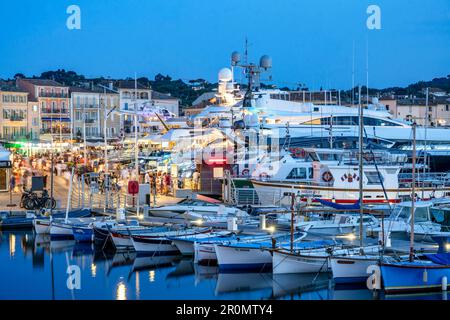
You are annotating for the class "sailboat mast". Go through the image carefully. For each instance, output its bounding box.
[422,88,429,198]
[358,85,364,253]
[409,122,417,262]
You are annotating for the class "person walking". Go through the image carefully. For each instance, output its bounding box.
[192,170,200,191]
[164,173,171,196]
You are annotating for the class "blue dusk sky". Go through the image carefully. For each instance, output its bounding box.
[0,0,449,89]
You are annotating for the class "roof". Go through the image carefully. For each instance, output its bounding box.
[0,81,28,93]
[151,91,179,101]
[116,80,150,90]
[69,85,118,95]
[20,79,67,87]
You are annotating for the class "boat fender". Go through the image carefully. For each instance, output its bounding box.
[423,269,428,283]
[443,276,448,291]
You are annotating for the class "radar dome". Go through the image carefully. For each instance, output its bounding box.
[259,55,272,70]
[231,51,241,65]
[218,68,233,82]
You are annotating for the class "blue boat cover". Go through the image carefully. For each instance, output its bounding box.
[424,253,450,265]
[315,198,360,210]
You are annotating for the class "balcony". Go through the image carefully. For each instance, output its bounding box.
[75,104,100,109]
[39,92,69,98]
[41,108,69,115]
[40,128,71,135]
[7,116,25,122]
[84,119,97,124]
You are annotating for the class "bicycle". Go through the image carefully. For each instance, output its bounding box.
[23,189,56,210]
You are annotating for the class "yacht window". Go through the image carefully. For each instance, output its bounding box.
[318,153,340,161]
[363,117,399,127]
[414,207,429,223]
[365,171,383,185]
[286,168,307,179]
[397,206,410,219]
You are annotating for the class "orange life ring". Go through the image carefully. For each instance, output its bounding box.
[322,171,333,182]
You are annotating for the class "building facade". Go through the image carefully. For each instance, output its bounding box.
[17,79,70,142]
[0,83,38,141]
[70,86,121,140]
[380,96,450,127]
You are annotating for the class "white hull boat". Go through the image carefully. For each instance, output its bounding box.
[33,219,51,234]
[131,228,211,255]
[214,243,273,272]
[272,245,381,274]
[330,254,380,284]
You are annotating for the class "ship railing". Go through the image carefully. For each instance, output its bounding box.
[398,172,450,187]
[233,188,282,206]
[255,178,333,187]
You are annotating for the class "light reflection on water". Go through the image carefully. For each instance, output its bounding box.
[0,231,446,300]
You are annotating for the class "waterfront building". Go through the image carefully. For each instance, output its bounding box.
[17,79,70,142]
[151,91,180,117]
[381,96,450,127]
[117,80,151,135]
[0,82,39,142]
[70,86,121,141]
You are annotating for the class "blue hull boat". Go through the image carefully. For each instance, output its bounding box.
[72,225,94,242]
[381,253,450,293]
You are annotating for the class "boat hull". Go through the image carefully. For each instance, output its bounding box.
[273,250,329,274]
[111,232,133,250]
[33,219,51,234]
[194,243,217,264]
[381,263,450,293]
[50,223,74,240]
[330,255,379,284]
[72,226,94,242]
[171,239,195,256]
[131,237,180,256]
[214,244,272,272]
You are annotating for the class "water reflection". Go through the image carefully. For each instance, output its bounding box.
[116,279,127,300]
[9,233,15,257]
[0,231,448,300]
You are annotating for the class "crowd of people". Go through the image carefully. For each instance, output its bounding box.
[7,147,202,200]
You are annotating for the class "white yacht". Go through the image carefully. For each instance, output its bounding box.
[250,148,450,206]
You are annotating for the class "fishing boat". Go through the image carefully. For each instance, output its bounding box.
[50,217,103,240]
[31,209,91,234]
[294,212,379,236]
[214,236,340,272]
[168,231,233,255]
[0,211,37,230]
[110,225,172,250]
[131,227,212,256]
[193,233,277,264]
[373,201,442,242]
[380,124,450,293]
[273,245,380,274]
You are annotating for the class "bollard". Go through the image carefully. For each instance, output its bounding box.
[260,214,266,230]
[442,276,448,291]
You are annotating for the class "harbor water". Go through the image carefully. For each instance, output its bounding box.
[0,230,448,300]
